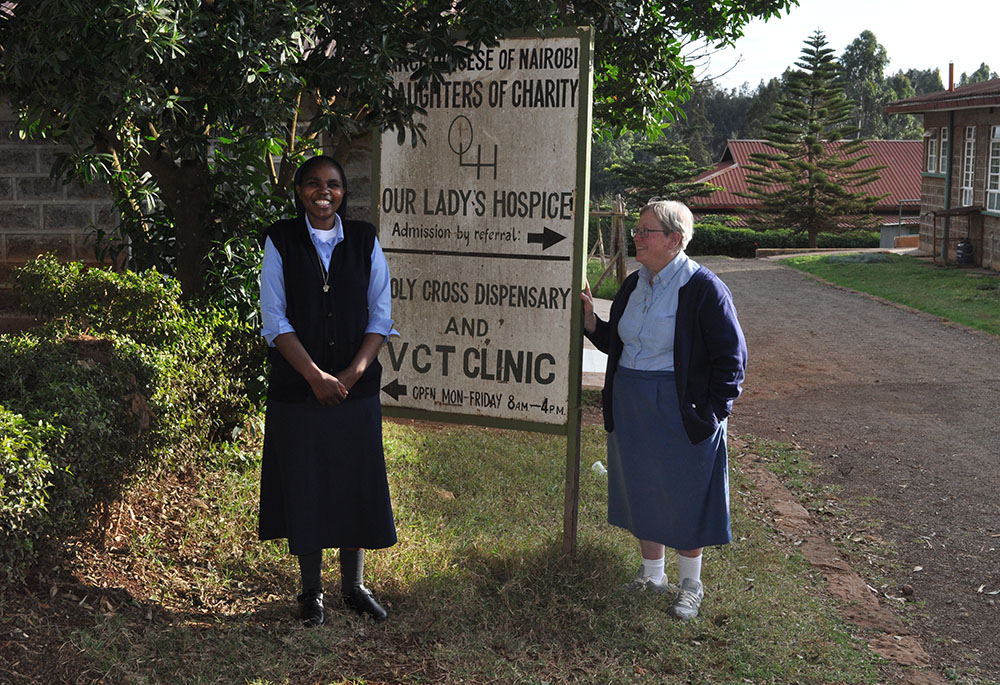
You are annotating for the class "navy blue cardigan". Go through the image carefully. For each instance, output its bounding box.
[585,266,747,444]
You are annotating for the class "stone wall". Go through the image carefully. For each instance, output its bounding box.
[0,104,115,308]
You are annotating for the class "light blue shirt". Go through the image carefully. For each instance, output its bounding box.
[618,251,701,371]
[259,213,398,346]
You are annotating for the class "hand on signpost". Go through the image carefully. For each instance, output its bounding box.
[581,280,596,333]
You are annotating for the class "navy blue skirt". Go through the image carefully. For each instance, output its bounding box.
[258,394,397,555]
[607,367,731,549]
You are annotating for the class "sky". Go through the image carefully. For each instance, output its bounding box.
[700,0,997,91]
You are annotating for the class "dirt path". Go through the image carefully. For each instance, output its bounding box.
[706,255,1000,681]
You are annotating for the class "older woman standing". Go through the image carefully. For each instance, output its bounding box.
[582,200,747,621]
[259,155,398,626]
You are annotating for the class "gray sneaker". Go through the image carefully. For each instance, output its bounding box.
[669,578,704,620]
[625,567,679,596]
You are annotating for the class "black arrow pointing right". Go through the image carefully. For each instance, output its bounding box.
[381,378,407,401]
[527,226,567,250]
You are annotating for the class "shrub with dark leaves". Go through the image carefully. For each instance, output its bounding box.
[0,255,265,578]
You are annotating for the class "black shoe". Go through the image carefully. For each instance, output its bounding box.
[297,590,324,627]
[343,585,388,622]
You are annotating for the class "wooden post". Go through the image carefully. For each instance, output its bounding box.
[613,194,627,283]
[596,216,607,266]
[588,215,607,266]
[562,376,583,556]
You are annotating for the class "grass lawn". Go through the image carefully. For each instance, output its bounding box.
[0,418,896,684]
[783,253,1000,337]
[586,258,623,300]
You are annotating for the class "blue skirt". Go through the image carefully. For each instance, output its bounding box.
[258,394,397,555]
[607,367,731,549]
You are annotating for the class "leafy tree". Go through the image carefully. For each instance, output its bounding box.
[743,76,787,138]
[840,30,889,137]
[739,31,887,247]
[673,79,783,165]
[590,133,639,201]
[959,63,998,86]
[0,0,796,299]
[603,138,717,209]
[839,30,919,139]
[882,71,921,139]
[674,82,716,166]
[905,67,944,95]
[701,83,753,160]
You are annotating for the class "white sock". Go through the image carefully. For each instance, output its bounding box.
[640,556,665,583]
[677,553,702,586]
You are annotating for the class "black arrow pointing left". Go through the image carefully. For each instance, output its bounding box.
[527,226,567,250]
[381,378,407,400]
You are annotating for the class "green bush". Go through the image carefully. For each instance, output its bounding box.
[12,254,264,432]
[814,230,882,249]
[585,222,880,297]
[12,256,183,338]
[0,255,265,578]
[687,222,880,258]
[0,334,168,520]
[0,407,63,578]
[586,218,879,262]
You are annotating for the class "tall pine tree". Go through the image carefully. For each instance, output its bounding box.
[739,31,886,247]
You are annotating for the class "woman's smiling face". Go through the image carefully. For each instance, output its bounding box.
[296,162,344,229]
[633,210,681,273]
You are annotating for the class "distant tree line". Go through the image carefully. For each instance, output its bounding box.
[669,29,988,166]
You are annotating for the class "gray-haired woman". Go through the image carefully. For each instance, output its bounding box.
[582,200,747,620]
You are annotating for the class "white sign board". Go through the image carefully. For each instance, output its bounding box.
[378,32,591,427]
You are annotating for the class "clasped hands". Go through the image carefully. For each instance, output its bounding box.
[309,367,361,406]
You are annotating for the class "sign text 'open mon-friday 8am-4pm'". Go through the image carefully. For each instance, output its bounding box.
[377,35,589,426]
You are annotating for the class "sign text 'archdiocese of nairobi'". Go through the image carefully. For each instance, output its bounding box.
[378,34,587,425]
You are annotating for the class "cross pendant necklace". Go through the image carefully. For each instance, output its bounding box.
[317,253,331,293]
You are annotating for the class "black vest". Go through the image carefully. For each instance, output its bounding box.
[265,216,381,402]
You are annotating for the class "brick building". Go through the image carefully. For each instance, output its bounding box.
[885,79,1000,271]
[0,103,115,314]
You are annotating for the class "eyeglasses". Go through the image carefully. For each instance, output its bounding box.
[630,227,669,239]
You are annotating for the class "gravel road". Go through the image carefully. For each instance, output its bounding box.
[709,255,1000,682]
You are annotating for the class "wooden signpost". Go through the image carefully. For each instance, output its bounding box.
[375,28,594,553]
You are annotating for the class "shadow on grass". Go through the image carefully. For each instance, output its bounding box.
[7,538,678,684]
[1,424,890,683]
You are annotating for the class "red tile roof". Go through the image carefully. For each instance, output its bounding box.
[885,78,1000,113]
[689,139,923,215]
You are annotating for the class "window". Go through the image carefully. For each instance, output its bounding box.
[988,125,1000,212]
[939,127,949,174]
[926,130,938,172]
[961,126,976,206]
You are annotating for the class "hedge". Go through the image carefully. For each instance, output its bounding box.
[0,407,62,581]
[688,223,880,258]
[0,255,264,577]
[587,218,880,260]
